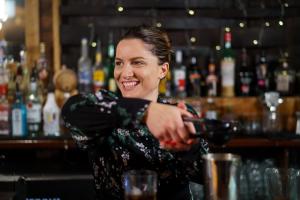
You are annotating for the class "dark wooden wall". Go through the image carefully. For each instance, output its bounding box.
[59,0,300,76]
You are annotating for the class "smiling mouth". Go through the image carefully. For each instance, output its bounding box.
[122,81,140,90]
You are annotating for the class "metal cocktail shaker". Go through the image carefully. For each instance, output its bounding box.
[202,153,241,200]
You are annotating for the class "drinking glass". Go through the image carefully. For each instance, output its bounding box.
[265,168,300,200]
[123,170,157,200]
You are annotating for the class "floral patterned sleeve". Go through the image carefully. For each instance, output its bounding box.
[61,89,150,149]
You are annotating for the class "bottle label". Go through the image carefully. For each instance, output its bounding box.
[207,81,217,96]
[221,59,235,87]
[0,109,9,135]
[12,109,25,136]
[27,103,42,123]
[93,70,105,87]
[108,78,117,92]
[43,110,60,136]
[276,75,289,92]
[78,66,92,84]
[206,111,217,120]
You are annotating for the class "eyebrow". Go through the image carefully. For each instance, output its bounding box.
[115,57,146,61]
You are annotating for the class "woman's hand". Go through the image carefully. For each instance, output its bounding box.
[145,102,198,151]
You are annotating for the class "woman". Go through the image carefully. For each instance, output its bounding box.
[61,25,208,200]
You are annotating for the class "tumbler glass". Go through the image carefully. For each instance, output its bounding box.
[123,170,157,200]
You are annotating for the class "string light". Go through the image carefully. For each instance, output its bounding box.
[225,27,230,32]
[91,42,97,47]
[278,20,284,26]
[188,9,195,16]
[284,3,289,7]
[215,45,221,51]
[253,40,258,45]
[190,36,196,43]
[265,21,270,27]
[239,22,245,28]
[117,5,124,12]
[156,22,162,27]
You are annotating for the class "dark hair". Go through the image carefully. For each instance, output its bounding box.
[120,25,172,65]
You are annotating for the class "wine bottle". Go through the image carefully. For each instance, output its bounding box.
[183,117,240,146]
[237,48,254,96]
[220,28,235,97]
[206,54,218,97]
[173,50,187,98]
[92,39,106,92]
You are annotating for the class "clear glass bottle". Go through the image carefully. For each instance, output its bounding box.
[220,28,235,97]
[106,32,117,92]
[206,54,218,97]
[274,56,295,96]
[78,38,93,94]
[92,39,106,92]
[255,52,269,95]
[0,84,10,136]
[26,67,42,137]
[11,84,27,137]
[173,50,187,98]
[43,84,60,136]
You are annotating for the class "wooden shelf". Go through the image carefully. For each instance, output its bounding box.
[1,136,300,149]
[0,138,76,150]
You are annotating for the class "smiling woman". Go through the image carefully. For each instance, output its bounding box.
[61,25,208,200]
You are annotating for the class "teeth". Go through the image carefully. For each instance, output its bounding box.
[122,81,138,89]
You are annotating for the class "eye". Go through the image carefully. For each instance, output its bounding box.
[132,60,145,67]
[115,60,123,67]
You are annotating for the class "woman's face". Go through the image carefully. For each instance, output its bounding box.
[114,38,168,101]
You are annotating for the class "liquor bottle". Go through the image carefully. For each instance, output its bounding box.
[0,84,10,136]
[78,38,93,94]
[183,116,240,146]
[19,48,30,95]
[188,56,201,97]
[26,67,42,137]
[274,55,295,96]
[11,84,27,137]
[173,50,187,98]
[206,54,218,97]
[255,52,269,95]
[205,97,218,120]
[106,32,117,92]
[159,70,172,97]
[237,48,254,96]
[37,42,49,82]
[43,83,60,136]
[92,39,106,92]
[220,28,235,97]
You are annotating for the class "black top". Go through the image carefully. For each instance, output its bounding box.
[61,89,209,200]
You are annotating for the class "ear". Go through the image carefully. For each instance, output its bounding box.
[159,62,169,79]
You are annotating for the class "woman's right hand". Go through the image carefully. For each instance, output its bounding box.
[144,102,198,151]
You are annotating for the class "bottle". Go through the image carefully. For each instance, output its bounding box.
[26,67,42,137]
[220,28,235,97]
[237,48,254,96]
[188,56,201,97]
[11,84,27,137]
[19,48,30,95]
[205,97,218,120]
[106,32,117,92]
[255,52,269,95]
[173,50,187,98]
[0,84,10,136]
[159,70,172,97]
[37,42,49,82]
[92,39,106,92]
[78,38,93,94]
[274,55,295,96]
[43,83,60,136]
[183,116,240,146]
[206,54,218,97]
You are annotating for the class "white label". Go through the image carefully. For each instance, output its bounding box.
[276,75,289,92]
[12,109,24,136]
[0,110,9,121]
[206,111,217,120]
[296,119,300,135]
[174,69,186,86]
[43,110,60,136]
[221,59,235,87]
[27,103,42,123]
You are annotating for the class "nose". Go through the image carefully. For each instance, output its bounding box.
[120,62,134,77]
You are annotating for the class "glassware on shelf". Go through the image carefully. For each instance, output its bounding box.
[261,92,283,134]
